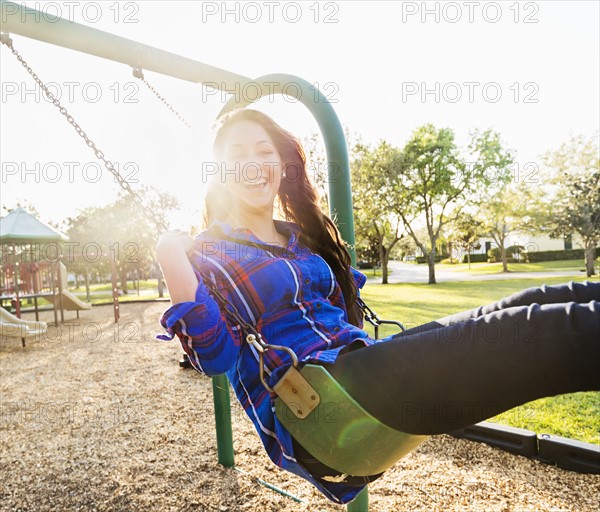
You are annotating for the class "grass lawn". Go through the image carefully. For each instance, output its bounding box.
[67,279,164,304]
[18,280,166,308]
[447,259,593,274]
[360,276,600,444]
[69,279,159,293]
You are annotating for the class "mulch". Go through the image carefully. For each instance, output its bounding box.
[1,302,599,511]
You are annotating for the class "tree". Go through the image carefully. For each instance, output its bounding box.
[392,236,417,262]
[2,200,40,218]
[476,182,538,272]
[64,186,177,296]
[450,213,483,268]
[303,130,405,283]
[301,126,360,215]
[542,134,600,276]
[301,132,330,213]
[395,126,514,283]
[351,141,405,284]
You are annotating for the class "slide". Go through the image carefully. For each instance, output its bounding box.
[50,289,92,311]
[0,307,47,342]
[44,262,92,311]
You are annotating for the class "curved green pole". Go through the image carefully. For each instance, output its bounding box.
[216,73,356,265]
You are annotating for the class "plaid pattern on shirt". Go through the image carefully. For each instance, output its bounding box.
[157,219,383,504]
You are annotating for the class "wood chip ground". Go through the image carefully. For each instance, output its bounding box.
[1,303,598,511]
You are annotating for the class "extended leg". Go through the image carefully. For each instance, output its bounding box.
[328,299,600,435]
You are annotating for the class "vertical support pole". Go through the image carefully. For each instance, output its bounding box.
[49,262,58,326]
[13,261,20,318]
[346,487,369,512]
[56,259,64,324]
[212,374,234,467]
[110,249,120,323]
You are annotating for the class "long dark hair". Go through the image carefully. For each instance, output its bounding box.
[204,108,362,327]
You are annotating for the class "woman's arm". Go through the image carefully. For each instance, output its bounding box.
[156,230,242,376]
[156,230,197,304]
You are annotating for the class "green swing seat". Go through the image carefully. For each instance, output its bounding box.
[273,364,429,477]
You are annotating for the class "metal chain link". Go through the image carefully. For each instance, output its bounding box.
[356,296,406,338]
[132,67,192,128]
[1,34,170,233]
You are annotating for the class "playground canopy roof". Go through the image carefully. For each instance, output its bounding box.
[0,208,69,244]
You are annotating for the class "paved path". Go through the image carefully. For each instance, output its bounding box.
[364,260,592,284]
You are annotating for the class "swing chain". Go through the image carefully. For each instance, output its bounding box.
[1,36,169,234]
[132,67,192,128]
[192,265,300,392]
[356,296,406,338]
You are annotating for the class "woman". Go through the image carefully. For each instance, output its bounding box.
[156,108,600,505]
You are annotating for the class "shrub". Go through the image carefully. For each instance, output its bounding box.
[526,248,599,262]
[440,257,460,265]
[416,255,444,264]
[487,247,501,263]
[462,253,488,263]
[487,245,529,263]
[507,244,529,263]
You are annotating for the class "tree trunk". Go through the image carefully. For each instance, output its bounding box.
[84,270,90,302]
[427,250,437,284]
[500,244,509,272]
[381,253,390,285]
[120,267,128,295]
[157,263,164,298]
[585,241,597,277]
[379,245,388,284]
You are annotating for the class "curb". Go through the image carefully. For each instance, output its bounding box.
[450,421,600,474]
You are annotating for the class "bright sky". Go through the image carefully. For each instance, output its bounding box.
[1,0,599,230]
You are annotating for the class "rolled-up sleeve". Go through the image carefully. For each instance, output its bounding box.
[350,266,367,290]
[156,276,242,376]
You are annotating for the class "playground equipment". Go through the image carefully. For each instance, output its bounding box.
[44,262,92,318]
[0,306,47,347]
[0,207,65,325]
[0,208,91,325]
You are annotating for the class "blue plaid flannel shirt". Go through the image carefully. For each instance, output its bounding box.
[157,219,385,504]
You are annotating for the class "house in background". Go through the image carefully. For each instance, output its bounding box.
[461,233,581,262]
[413,233,586,264]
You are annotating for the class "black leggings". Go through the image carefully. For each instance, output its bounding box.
[324,280,600,435]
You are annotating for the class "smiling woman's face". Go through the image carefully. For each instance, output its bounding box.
[215,120,284,216]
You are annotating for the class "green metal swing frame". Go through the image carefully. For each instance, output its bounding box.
[0,2,428,508]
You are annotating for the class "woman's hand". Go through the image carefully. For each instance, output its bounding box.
[156,229,195,261]
[156,230,198,305]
